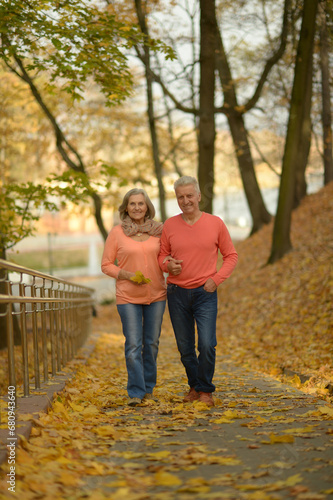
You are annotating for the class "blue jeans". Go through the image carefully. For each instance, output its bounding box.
[117,300,166,398]
[167,284,217,393]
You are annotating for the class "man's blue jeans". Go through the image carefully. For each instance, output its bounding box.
[117,300,166,398]
[167,284,217,393]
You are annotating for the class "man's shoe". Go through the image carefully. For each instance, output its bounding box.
[198,392,214,407]
[183,387,200,402]
[128,397,142,407]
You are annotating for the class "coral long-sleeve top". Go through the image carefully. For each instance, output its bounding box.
[158,212,238,288]
[101,225,166,305]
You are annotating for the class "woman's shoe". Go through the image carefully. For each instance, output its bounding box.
[143,393,158,402]
[128,397,142,407]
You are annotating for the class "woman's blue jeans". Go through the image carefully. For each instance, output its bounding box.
[117,300,166,398]
[167,284,217,393]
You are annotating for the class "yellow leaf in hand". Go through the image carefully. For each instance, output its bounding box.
[130,271,151,284]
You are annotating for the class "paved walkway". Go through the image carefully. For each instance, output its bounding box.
[0,330,332,500]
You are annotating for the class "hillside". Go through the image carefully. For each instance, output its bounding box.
[217,181,333,399]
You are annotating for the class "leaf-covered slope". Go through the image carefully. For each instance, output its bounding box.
[217,181,333,395]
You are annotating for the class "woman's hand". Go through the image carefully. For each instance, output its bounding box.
[118,269,136,281]
[117,269,149,285]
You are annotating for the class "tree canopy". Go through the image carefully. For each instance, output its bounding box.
[0,0,173,103]
[0,0,331,263]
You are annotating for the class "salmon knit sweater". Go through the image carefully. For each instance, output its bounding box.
[101,225,167,305]
[158,212,238,288]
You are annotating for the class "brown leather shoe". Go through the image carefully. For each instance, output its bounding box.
[183,387,200,402]
[198,392,214,407]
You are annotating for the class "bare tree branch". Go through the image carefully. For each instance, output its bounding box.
[243,0,292,113]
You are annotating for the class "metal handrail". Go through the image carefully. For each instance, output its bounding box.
[0,259,95,290]
[0,295,94,303]
[0,258,95,397]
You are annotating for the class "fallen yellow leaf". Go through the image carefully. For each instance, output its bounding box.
[283,426,314,434]
[270,433,295,444]
[68,401,84,412]
[261,433,295,444]
[93,425,117,437]
[148,450,171,460]
[318,406,333,418]
[154,470,182,486]
[58,471,83,486]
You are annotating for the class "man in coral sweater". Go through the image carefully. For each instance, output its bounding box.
[158,176,238,407]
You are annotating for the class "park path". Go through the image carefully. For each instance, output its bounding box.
[1,322,333,500]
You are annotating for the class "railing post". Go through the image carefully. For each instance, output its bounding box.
[49,285,56,377]
[31,277,41,390]
[19,282,30,397]
[65,291,72,360]
[40,280,48,383]
[60,287,66,366]
[5,281,16,393]
[54,286,61,372]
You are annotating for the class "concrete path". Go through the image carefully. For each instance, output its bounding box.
[0,331,332,500]
[87,361,333,500]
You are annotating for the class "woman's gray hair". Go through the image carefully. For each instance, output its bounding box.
[118,188,156,221]
[174,176,200,193]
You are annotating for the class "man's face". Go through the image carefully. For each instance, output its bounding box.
[175,184,201,215]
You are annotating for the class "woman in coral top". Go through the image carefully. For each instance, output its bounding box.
[101,188,166,406]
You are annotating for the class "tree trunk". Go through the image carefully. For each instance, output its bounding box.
[319,0,333,185]
[294,42,313,208]
[198,0,216,214]
[142,0,290,226]
[134,0,167,222]
[215,23,271,233]
[268,0,319,264]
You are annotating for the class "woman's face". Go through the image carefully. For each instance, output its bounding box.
[126,194,148,225]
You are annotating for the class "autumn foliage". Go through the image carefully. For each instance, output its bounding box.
[216,181,333,395]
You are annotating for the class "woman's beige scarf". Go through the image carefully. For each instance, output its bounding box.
[121,215,163,237]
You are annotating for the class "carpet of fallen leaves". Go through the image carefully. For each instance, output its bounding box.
[217,182,333,398]
[0,183,332,500]
[1,318,333,500]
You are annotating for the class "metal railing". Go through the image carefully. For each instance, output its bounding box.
[0,258,95,397]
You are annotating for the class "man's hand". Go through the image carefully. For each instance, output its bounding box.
[167,258,183,276]
[204,278,217,293]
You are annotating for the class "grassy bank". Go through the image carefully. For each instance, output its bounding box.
[8,248,90,272]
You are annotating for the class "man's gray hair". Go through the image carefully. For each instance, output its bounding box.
[174,176,200,193]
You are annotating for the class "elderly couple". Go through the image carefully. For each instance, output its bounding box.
[101,176,238,407]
